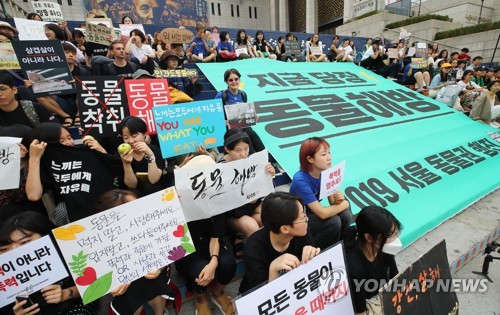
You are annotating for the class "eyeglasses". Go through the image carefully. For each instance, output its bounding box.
[293,207,308,224]
[228,78,239,83]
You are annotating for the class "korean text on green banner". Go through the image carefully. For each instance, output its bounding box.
[125,79,171,135]
[235,242,354,315]
[12,40,74,97]
[153,99,226,158]
[381,240,460,314]
[198,59,500,247]
[52,188,195,304]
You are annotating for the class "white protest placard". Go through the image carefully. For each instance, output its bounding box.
[52,187,195,304]
[0,137,21,190]
[224,102,257,129]
[235,47,248,57]
[387,48,399,59]
[0,235,68,308]
[235,243,354,315]
[310,45,323,55]
[399,27,411,40]
[14,18,54,41]
[319,160,345,200]
[174,150,275,222]
[119,24,145,37]
[31,1,64,22]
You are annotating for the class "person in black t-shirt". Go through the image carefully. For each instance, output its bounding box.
[0,73,52,128]
[103,41,139,78]
[240,192,320,294]
[344,205,403,315]
[60,43,89,121]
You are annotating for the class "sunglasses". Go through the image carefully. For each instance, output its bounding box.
[228,78,239,83]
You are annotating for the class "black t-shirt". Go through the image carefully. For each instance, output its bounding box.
[0,101,52,127]
[104,63,135,77]
[84,41,109,57]
[239,227,315,294]
[187,214,226,255]
[345,240,398,313]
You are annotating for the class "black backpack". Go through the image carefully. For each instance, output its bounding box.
[221,89,247,105]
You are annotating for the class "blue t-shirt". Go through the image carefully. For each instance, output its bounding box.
[215,89,243,105]
[289,170,321,209]
[191,36,208,57]
[217,41,234,52]
[430,74,445,88]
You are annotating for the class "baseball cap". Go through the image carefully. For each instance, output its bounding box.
[441,63,452,68]
[475,66,487,71]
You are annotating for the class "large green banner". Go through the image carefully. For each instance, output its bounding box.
[199,59,500,246]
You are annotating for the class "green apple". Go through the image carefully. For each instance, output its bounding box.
[82,135,94,145]
[118,143,132,154]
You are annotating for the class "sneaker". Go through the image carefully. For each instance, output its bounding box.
[195,297,212,315]
[211,292,235,315]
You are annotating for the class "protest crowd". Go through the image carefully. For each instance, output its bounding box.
[0,12,497,315]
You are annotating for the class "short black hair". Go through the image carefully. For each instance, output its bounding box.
[0,212,54,247]
[261,192,302,234]
[461,47,469,53]
[130,29,147,43]
[487,80,499,91]
[450,51,459,58]
[219,31,228,42]
[72,29,85,38]
[31,122,64,144]
[44,23,65,40]
[223,68,241,82]
[0,73,15,87]
[118,116,147,135]
[121,16,134,24]
[223,128,250,150]
[62,42,77,53]
[472,56,483,61]
[26,12,42,20]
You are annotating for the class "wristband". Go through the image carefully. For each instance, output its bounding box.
[211,254,219,260]
[144,154,156,163]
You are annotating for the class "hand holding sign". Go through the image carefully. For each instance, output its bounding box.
[319,161,346,200]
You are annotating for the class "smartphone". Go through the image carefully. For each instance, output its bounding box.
[68,126,81,140]
[16,295,34,308]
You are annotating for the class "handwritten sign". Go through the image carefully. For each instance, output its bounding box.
[411,57,428,69]
[387,48,399,59]
[86,23,112,46]
[76,76,129,137]
[319,161,346,200]
[174,150,275,222]
[381,240,459,315]
[309,45,323,55]
[0,235,68,308]
[13,18,54,41]
[31,1,64,22]
[52,188,195,304]
[235,242,354,315]
[12,40,74,97]
[0,137,21,190]
[154,69,198,79]
[285,41,302,56]
[0,43,20,70]
[125,79,171,135]
[160,28,194,44]
[153,99,226,158]
[224,102,257,129]
[119,24,145,42]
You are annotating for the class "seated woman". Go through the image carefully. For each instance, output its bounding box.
[94,190,175,315]
[253,30,277,60]
[0,125,45,220]
[456,70,485,111]
[125,29,156,74]
[0,211,97,314]
[117,116,167,196]
[239,192,320,294]
[470,80,500,127]
[344,206,403,315]
[216,31,236,62]
[219,129,275,258]
[429,62,453,99]
[234,29,255,59]
[306,33,326,62]
[289,137,352,250]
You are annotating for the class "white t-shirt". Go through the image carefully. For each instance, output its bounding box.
[130,44,153,60]
[362,47,376,61]
[457,80,481,91]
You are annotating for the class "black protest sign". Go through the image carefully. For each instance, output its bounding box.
[76,76,129,137]
[284,41,302,56]
[12,40,74,97]
[381,240,459,315]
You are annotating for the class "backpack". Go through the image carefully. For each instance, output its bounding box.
[221,89,247,105]
[19,100,41,127]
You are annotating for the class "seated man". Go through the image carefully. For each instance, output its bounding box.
[103,40,139,77]
[187,24,216,63]
[360,40,400,79]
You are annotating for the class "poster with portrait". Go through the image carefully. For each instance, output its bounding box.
[12,40,74,97]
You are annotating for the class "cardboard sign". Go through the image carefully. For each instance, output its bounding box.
[13,18,54,41]
[235,242,354,315]
[76,76,129,137]
[174,150,275,222]
[0,235,68,308]
[415,43,428,58]
[387,48,399,59]
[0,137,21,190]
[224,102,257,129]
[310,45,323,55]
[153,99,226,158]
[31,1,64,22]
[153,69,198,79]
[319,161,346,200]
[12,40,74,97]
[160,28,194,44]
[381,240,459,315]
[125,79,171,134]
[85,23,112,46]
[411,57,428,69]
[284,41,302,56]
[53,188,194,304]
[0,43,20,70]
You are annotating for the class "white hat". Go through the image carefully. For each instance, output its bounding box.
[181,155,215,169]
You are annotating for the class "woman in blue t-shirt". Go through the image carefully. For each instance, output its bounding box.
[215,68,266,153]
[216,31,236,61]
[289,137,352,250]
